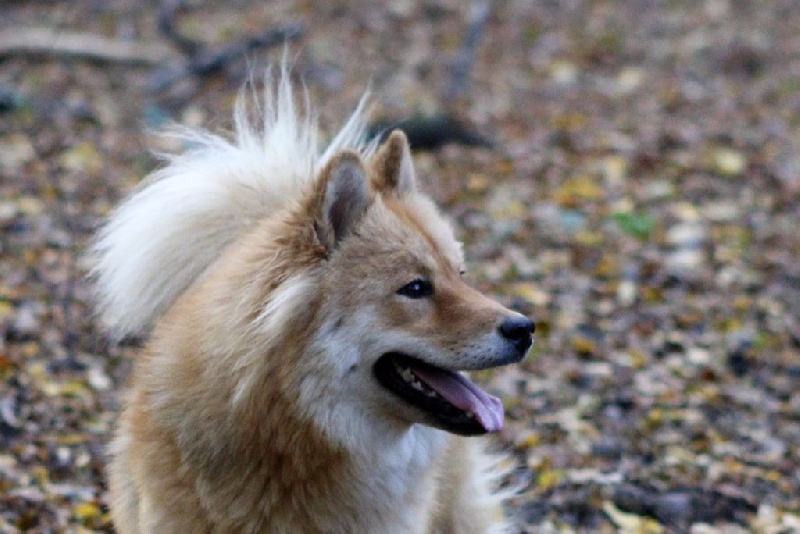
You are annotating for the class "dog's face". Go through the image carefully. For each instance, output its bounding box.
[306,132,534,437]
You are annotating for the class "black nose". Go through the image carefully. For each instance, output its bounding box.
[498,315,535,352]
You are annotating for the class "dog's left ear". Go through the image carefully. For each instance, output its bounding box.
[314,150,371,248]
[371,130,416,194]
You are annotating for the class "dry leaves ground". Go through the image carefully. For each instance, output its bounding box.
[1,1,799,532]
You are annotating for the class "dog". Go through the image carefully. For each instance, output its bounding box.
[91,67,534,533]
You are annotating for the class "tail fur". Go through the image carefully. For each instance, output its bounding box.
[90,66,373,337]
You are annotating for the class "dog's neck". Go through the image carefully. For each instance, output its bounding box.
[184,380,449,532]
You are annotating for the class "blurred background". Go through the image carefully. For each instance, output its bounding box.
[1,1,799,532]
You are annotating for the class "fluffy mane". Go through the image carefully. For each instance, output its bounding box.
[90,67,374,337]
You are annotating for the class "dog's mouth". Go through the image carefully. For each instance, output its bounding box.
[373,353,504,436]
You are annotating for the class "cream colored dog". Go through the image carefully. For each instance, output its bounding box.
[92,68,533,533]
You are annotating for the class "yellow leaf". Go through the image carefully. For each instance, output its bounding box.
[0,134,35,171]
[571,336,597,355]
[19,342,39,358]
[602,500,665,533]
[603,155,629,185]
[549,61,579,85]
[536,469,564,490]
[59,434,88,445]
[575,230,604,245]
[60,142,103,174]
[32,466,49,485]
[60,380,90,398]
[73,502,102,520]
[509,283,550,307]
[17,196,43,215]
[516,430,542,449]
[556,175,606,206]
[466,174,490,193]
[490,199,526,219]
[713,148,746,176]
[617,67,644,94]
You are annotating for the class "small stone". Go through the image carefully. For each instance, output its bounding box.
[613,484,654,515]
[559,210,587,233]
[492,218,523,240]
[615,390,637,410]
[0,134,35,171]
[663,333,686,353]
[570,324,604,357]
[0,201,17,224]
[617,280,637,306]
[52,446,72,470]
[616,67,644,94]
[59,142,103,174]
[665,249,705,278]
[666,222,707,247]
[16,196,44,215]
[644,180,675,200]
[757,438,787,462]
[727,350,750,377]
[654,492,694,526]
[0,396,21,438]
[687,347,711,365]
[10,303,41,341]
[602,155,629,185]
[87,367,112,391]
[520,501,550,525]
[713,147,746,176]
[550,60,579,85]
[703,202,739,222]
[591,437,624,460]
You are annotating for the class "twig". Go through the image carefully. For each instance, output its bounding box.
[148,23,304,92]
[0,27,176,65]
[447,0,491,99]
[157,0,201,55]
[150,1,304,92]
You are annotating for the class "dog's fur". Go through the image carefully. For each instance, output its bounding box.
[92,68,531,533]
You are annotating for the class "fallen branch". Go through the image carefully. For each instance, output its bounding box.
[150,0,304,92]
[148,22,304,92]
[447,0,491,99]
[0,27,176,65]
[157,0,202,55]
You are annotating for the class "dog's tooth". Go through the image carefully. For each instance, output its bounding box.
[401,368,415,384]
[411,380,424,392]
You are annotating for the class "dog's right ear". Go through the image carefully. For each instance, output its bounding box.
[313,150,371,249]
[370,130,416,194]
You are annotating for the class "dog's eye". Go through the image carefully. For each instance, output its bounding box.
[397,279,434,299]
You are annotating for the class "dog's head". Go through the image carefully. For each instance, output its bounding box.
[302,131,534,437]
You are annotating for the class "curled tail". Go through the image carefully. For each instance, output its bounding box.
[90,67,373,338]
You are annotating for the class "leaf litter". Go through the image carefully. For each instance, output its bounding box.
[2,1,800,532]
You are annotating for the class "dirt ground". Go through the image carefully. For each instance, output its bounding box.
[1,1,799,532]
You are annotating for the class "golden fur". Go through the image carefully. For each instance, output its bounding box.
[94,72,530,533]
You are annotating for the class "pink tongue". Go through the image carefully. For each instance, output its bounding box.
[411,367,504,433]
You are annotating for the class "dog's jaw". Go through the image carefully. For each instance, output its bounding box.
[373,353,505,436]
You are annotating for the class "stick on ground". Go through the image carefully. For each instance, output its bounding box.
[0,28,176,65]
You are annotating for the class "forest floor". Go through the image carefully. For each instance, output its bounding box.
[1,1,799,532]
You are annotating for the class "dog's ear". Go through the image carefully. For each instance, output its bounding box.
[371,130,416,194]
[314,151,371,248]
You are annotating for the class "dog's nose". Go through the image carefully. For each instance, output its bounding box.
[498,316,534,352]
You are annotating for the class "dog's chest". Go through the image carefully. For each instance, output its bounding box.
[243,427,447,533]
[356,431,445,523]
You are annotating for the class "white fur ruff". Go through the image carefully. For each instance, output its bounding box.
[90,68,373,337]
